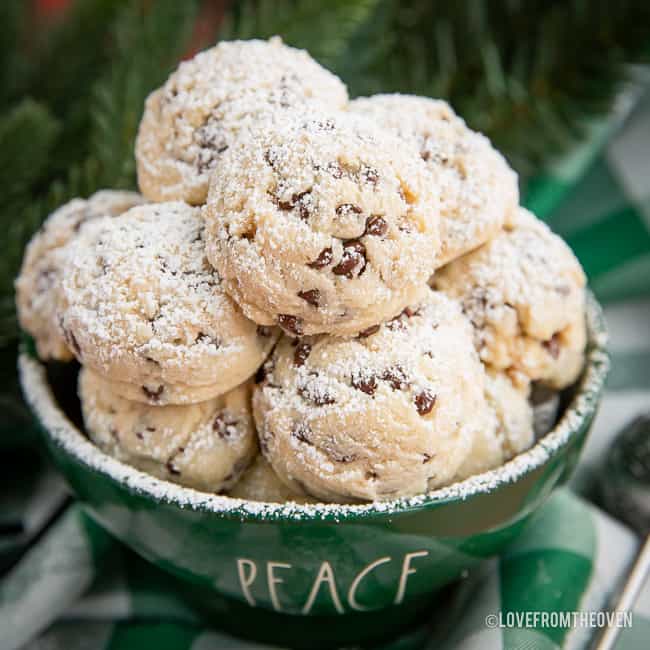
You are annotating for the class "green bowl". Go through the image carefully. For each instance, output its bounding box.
[19,294,609,648]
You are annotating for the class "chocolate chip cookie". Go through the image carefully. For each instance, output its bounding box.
[16,190,145,361]
[136,37,348,206]
[204,112,440,337]
[79,368,256,493]
[59,201,279,403]
[252,290,491,502]
[434,208,587,388]
[349,94,519,266]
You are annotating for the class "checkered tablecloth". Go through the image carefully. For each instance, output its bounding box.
[2,78,650,649]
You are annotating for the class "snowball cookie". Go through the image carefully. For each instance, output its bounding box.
[229,455,317,504]
[205,112,441,337]
[59,202,280,404]
[454,370,534,481]
[136,37,348,206]
[79,368,257,492]
[348,94,519,266]
[15,190,145,361]
[433,208,587,389]
[252,290,492,502]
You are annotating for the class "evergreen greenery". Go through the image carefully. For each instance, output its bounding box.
[1,0,648,425]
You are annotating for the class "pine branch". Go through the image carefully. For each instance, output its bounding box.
[222,0,380,70]
[2,1,127,178]
[0,99,60,202]
[89,0,200,189]
[0,1,200,348]
[0,1,28,106]
[341,0,650,178]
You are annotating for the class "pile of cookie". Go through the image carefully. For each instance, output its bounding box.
[16,38,587,504]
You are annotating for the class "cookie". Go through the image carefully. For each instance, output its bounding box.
[59,202,280,404]
[136,37,348,206]
[252,290,491,502]
[79,368,257,493]
[433,208,587,389]
[454,369,534,481]
[349,94,519,266]
[15,190,145,361]
[204,112,440,337]
[229,455,317,504]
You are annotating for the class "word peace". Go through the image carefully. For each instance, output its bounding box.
[236,550,429,615]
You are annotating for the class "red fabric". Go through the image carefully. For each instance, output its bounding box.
[36,0,70,15]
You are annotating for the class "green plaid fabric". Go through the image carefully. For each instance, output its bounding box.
[2,83,650,649]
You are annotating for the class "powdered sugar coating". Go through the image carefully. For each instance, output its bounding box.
[79,368,256,493]
[136,37,348,206]
[16,293,608,520]
[349,94,519,266]
[253,290,491,502]
[204,111,440,337]
[15,190,145,361]
[434,208,587,389]
[229,455,316,503]
[455,369,534,481]
[59,202,279,403]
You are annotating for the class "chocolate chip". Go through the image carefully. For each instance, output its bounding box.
[402,306,420,318]
[420,150,431,162]
[277,198,293,211]
[336,203,362,218]
[382,365,409,390]
[213,414,238,438]
[414,389,437,416]
[297,202,310,221]
[327,161,343,179]
[276,190,311,220]
[361,166,379,185]
[316,118,336,131]
[351,372,377,396]
[358,324,380,338]
[142,385,164,401]
[146,426,156,432]
[278,314,304,335]
[364,215,388,236]
[292,422,313,445]
[298,289,321,307]
[386,314,406,331]
[135,431,144,440]
[308,247,333,269]
[264,148,279,168]
[386,306,419,331]
[257,325,273,337]
[195,332,219,347]
[365,470,378,480]
[297,385,335,406]
[144,356,160,366]
[543,333,561,359]
[422,453,435,463]
[293,341,312,366]
[332,240,366,278]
